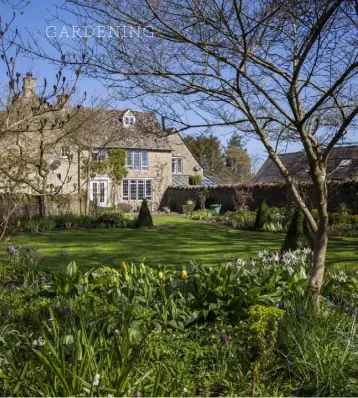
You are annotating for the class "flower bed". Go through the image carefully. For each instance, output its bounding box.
[0,245,358,396]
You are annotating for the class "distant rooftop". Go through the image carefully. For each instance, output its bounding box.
[254,145,358,183]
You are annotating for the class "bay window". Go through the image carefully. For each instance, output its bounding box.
[123,179,152,201]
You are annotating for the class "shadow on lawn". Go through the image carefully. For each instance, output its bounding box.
[1,217,357,269]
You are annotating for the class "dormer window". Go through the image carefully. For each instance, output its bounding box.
[123,110,136,127]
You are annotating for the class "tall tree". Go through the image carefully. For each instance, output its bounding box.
[224,133,251,183]
[183,134,225,176]
[225,147,251,183]
[32,0,358,307]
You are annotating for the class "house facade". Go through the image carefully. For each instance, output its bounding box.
[1,74,214,212]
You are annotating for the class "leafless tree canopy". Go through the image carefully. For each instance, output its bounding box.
[39,0,357,305]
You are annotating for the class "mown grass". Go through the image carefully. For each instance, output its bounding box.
[0,215,357,269]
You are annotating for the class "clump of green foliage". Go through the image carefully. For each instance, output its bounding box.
[189,175,202,185]
[136,199,153,227]
[254,199,269,230]
[90,148,127,183]
[182,200,196,214]
[1,246,358,396]
[281,208,313,252]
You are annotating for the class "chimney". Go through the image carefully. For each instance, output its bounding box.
[22,72,36,98]
[161,115,166,130]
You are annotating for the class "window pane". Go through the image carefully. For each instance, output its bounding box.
[99,182,105,203]
[123,180,129,200]
[126,150,133,169]
[92,182,98,204]
[129,117,135,125]
[138,180,145,200]
[172,159,176,173]
[177,159,183,173]
[142,151,148,170]
[145,180,152,200]
[134,151,140,171]
[92,152,98,162]
[98,150,106,162]
[130,180,137,200]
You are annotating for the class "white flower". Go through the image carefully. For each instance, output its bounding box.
[32,340,38,347]
[93,373,100,387]
[38,337,46,346]
[108,394,114,398]
[183,387,188,393]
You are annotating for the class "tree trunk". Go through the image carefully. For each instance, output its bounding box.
[38,196,47,218]
[309,172,329,310]
[309,227,328,309]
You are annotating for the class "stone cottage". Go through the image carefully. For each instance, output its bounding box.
[1,73,216,213]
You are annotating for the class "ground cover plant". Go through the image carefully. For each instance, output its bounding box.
[1,246,358,396]
[5,213,136,235]
[0,216,357,269]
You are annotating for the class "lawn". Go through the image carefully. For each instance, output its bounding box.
[1,215,357,269]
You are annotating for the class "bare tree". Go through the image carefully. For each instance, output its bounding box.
[0,6,88,217]
[25,0,358,306]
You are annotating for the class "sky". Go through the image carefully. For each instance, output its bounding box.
[1,0,357,169]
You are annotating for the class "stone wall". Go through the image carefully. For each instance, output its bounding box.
[0,194,81,219]
[163,180,358,214]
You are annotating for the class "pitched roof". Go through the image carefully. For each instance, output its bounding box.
[254,145,358,183]
[70,108,172,151]
[205,175,224,185]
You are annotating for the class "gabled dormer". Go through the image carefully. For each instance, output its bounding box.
[122,109,136,127]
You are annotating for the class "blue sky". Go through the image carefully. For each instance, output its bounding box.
[2,1,356,167]
[0,0,271,165]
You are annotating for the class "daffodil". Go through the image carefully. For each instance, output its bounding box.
[120,261,127,270]
[181,270,188,280]
[158,271,164,280]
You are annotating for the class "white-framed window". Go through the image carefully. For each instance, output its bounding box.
[92,149,107,162]
[123,115,135,127]
[122,179,152,201]
[172,157,183,174]
[90,180,108,206]
[61,146,70,158]
[126,150,149,171]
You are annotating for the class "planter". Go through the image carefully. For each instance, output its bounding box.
[210,204,222,215]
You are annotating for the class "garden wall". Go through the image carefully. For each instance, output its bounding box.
[0,194,81,219]
[163,180,358,213]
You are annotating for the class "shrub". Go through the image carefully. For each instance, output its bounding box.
[136,199,153,227]
[182,200,195,214]
[281,209,313,252]
[184,209,213,220]
[254,199,269,230]
[189,175,202,185]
